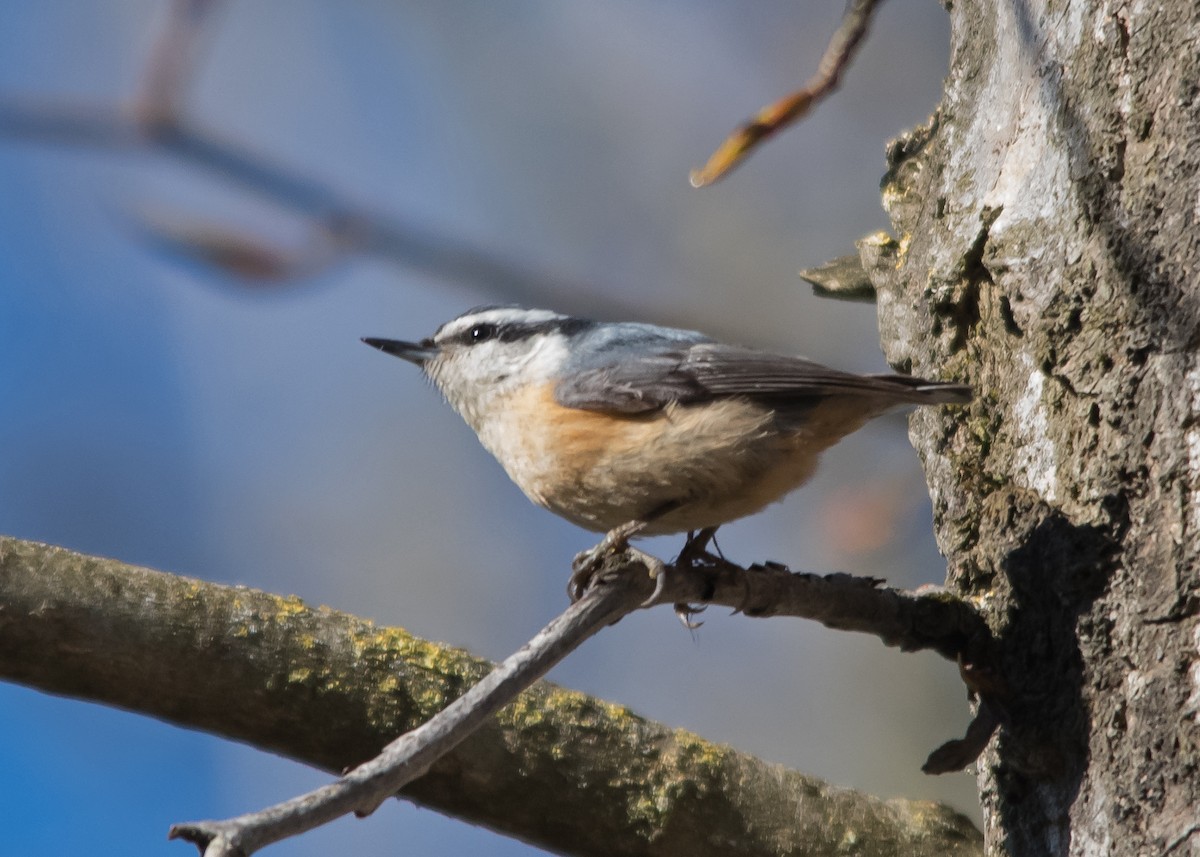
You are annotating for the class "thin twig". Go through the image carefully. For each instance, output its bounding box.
[922,698,999,774]
[690,0,885,187]
[643,550,1002,772]
[169,567,649,857]
[644,551,991,664]
[799,252,877,302]
[134,0,225,130]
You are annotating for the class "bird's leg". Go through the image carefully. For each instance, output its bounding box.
[677,526,721,566]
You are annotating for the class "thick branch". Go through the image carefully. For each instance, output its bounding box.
[0,536,981,857]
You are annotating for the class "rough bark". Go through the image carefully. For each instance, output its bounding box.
[868,0,1200,854]
[0,536,981,857]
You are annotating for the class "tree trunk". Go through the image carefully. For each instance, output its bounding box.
[869,0,1200,853]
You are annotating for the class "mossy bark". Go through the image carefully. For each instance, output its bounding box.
[0,536,980,857]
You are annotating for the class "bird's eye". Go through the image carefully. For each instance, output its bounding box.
[469,323,497,343]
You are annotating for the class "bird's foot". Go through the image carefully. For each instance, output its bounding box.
[568,521,654,602]
[640,528,724,627]
[642,564,709,629]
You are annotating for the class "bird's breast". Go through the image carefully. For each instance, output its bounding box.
[473,382,861,533]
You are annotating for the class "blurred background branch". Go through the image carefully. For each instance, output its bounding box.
[0,0,641,318]
[134,0,225,130]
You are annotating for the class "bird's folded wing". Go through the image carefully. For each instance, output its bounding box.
[555,343,969,414]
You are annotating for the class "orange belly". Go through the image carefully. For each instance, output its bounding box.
[475,382,875,534]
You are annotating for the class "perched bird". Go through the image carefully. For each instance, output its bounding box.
[364,306,970,599]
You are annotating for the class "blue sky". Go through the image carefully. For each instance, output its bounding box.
[0,3,973,855]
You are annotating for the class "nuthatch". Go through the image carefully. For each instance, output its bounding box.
[364,306,971,600]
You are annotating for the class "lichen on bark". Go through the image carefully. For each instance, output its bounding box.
[0,535,982,857]
[866,0,1200,853]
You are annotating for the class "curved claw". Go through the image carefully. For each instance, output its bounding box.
[641,558,709,630]
[568,545,606,602]
[641,562,669,608]
[674,602,707,630]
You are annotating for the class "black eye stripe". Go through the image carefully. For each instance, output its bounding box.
[449,317,596,346]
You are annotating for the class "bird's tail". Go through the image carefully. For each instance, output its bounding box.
[866,374,974,405]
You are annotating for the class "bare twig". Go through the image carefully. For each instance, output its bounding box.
[799,252,877,302]
[643,550,1002,773]
[169,569,648,856]
[690,0,885,187]
[0,98,142,147]
[923,698,1000,774]
[644,552,991,665]
[134,0,226,130]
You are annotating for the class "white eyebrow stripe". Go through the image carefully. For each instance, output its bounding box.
[436,308,569,341]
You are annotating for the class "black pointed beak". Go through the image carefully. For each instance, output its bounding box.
[361,337,439,365]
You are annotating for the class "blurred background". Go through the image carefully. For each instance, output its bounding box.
[0,2,972,855]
